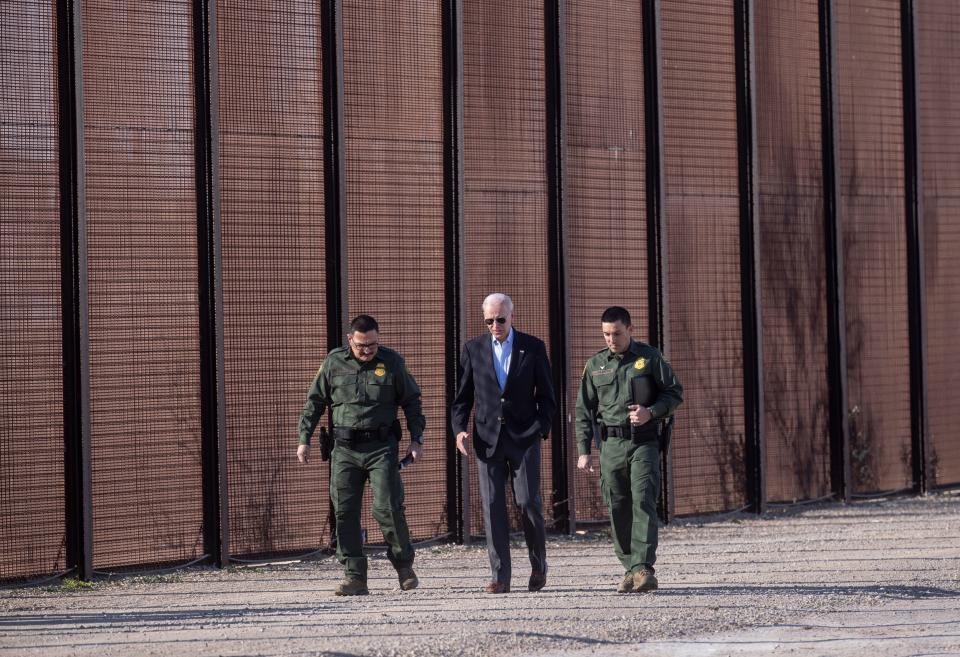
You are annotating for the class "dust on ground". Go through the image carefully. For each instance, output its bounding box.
[1,493,958,657]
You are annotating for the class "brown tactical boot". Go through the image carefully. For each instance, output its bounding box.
[632,568,658,592]
[616,573,635,593]
[334,577,369,596]
[397,567,419,591]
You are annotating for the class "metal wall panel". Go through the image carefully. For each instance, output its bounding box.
[661,1,747,515]
[7,0,960,575]
[916,1,960,488]
[755,1,832,503]
[564,0,647,523]
[836,0,911,494]
[462,0,553,537]
[217,0,329,556]
[342,0,447,543]
[0,0,67,579]
[82,0,204,568]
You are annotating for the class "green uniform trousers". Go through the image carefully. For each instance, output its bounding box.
[330,440,414,580]
[599,437,660,574]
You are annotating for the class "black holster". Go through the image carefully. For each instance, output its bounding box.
[659,416,675,453]
[319,426,333,461]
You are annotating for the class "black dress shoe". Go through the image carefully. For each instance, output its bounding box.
[528,570,547,592]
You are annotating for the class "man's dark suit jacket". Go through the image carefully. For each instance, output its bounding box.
[451,330,557,460]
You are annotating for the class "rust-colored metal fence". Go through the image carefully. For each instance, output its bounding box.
[836,0,912,496]
[754,0,832,504]
[563,0,648,524]
[217,0,329,559]
[661,0,747,517]
[0,0,66,580]
[461,0,556,538]
[916,0,960,490]
[2,0,957,581]
[342,0,448,543]
[82,0,205,570]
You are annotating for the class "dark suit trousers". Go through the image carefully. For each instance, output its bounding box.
[476,435,547,584]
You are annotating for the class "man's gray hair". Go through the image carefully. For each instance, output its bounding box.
[482,292,514,314]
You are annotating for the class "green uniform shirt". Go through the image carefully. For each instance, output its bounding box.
[298,345,426,446]
[574,340,683,455]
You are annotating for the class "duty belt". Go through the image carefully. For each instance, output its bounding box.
[332,426,391,445]
[600,422,659,444]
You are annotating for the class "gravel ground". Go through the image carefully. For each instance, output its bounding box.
[1,493,958,657]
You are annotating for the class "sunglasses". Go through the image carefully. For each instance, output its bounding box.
[484,317,507,326]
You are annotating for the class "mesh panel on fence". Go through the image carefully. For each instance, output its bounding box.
[9,1,960,579]
[755,1,831,503]
[462,0,554,538]
[836,0,911,494]
[342,0,448,543]
[217,0,329,556]
[563,0,646,523]
[661,0,747,516]
[82,0,204,569]
[0,0,66,580]
[917,1,960,489]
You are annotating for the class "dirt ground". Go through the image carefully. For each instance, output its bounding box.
[1,493,958,657]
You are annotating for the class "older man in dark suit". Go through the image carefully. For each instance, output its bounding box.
[452,292,557,593]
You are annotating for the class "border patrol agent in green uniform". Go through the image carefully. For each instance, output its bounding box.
[575,306,682,593]
[297,315,425,596]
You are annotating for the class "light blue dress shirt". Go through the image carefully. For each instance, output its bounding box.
[491,328,514,391]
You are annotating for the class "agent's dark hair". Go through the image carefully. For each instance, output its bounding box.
[349,314,379,334]
[600,306,632,327]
